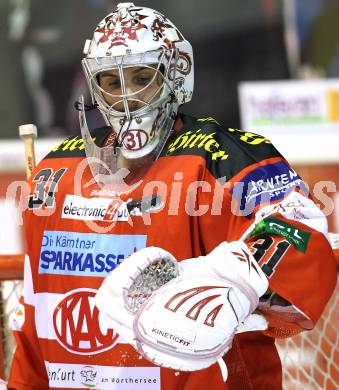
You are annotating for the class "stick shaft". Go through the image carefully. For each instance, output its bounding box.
[23,136,36,179]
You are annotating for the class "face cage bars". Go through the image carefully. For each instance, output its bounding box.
[81,47,178,121]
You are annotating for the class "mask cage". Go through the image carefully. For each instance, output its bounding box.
[82,48,177,120]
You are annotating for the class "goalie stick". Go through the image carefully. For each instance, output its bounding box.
[19,124,37,180]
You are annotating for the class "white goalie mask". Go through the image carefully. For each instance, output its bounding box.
[80,2,194,185]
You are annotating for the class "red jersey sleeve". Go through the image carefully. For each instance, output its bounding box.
[197,156,337,338]
[245,215,336,336]
[228,159,337,337]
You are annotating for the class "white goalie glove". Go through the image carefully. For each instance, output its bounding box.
[95,242,268,373]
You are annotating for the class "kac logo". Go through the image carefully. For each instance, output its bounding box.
[53,289,119,355]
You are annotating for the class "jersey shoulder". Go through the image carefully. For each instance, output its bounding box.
[161,114,283,179]
[43,127,111,160]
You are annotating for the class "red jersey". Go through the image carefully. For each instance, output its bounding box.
[8,115,336,390]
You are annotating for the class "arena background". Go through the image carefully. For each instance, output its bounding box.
[1,0,338,252]
[0,0,338,386]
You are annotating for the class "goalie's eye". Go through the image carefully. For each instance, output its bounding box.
[99,73,121,92]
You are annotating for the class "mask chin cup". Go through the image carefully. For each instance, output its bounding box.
[78,95,177,188]
[79,96,121,186]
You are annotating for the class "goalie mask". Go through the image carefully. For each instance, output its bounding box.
[80,2,194,186]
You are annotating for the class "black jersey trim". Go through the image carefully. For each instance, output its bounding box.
[44,127,111,159]
[160,114,282,181]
